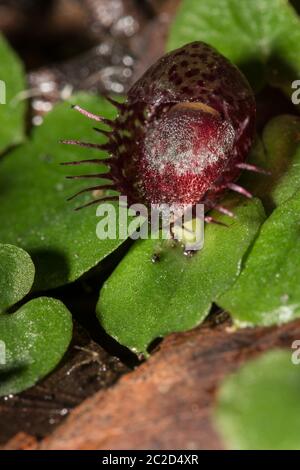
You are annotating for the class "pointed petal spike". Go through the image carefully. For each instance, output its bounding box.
[75,196,119,211]
[214,205,236,218]
[71,105,114,126]
[227,182,253,199]
[105,96,124,110]
[66,173,104,179]
[60,159,110,166]
[236,162,271,175]
[205,216,228,227]
[60,139,111,151]
[67,184,115,201]
[71,105,104,122]
[93,127,112,139]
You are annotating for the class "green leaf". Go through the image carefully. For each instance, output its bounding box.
[0,34,26,151]
[214,349,300,450]
[259,115,300,208]
[0,93,125,290]
[218,190,300,326]
[167,0,300,91]
[241,115,300,212]
[97,197,265,354]
[0,297,72,397]
[0,244,35,313]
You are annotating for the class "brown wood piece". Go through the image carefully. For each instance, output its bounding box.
[38,318,300,450]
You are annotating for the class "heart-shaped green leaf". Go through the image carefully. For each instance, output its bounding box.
[218,190,300,326]
[214,349,300,450]
[0,93,125,290]
[167,0,300,91]
[0,244,35,313]
[97,197,265,354]
[0,297,72,397]
[0,34,26,152]
[241,115,300,212]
